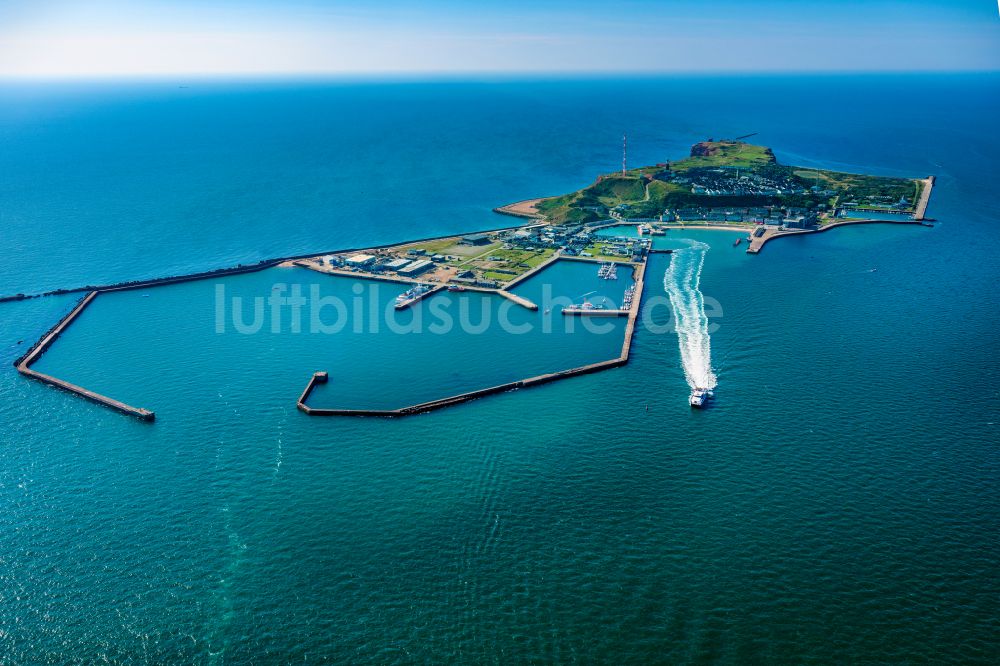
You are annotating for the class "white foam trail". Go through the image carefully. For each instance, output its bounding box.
[663,240,717,390]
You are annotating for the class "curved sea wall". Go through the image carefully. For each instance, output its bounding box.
[747,217,933,254]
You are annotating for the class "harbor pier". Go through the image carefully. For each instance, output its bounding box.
[299,259,649,417]
[14,292,155,421]
[747,216,934,254]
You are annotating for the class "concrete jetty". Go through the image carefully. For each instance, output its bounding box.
[496,290,538,310]
[299,261,650,417]
[298,356,630,417]
[2,217,550,303]
[746,217,933,254]
[15,292,155,421]
[620,262,645,361]
[914,176,935,220]
[562,309,629,316]
[501,253,562,290]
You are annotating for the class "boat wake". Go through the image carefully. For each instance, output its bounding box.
[663,240,717,391]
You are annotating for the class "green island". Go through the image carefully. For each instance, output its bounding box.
[497,139,933,254]
[522,139,929,224]
[13,138,934,420]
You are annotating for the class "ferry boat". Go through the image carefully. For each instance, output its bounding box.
[562,297,627,317]
[563,304,623,316]
[446,284,466,292]
[395,284,431,309]
[689,388,711,408]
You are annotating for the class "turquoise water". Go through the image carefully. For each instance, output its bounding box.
[31,263,628,413]
[1,76,999,663]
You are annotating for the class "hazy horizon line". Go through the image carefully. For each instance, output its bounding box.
[1,68,998,82]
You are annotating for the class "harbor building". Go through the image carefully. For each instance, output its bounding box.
[397,259,434,276]
[383,258,412,272]
[346,253,377,268]
[460,233,492,246]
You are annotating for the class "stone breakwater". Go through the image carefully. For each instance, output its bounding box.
[746,217,934,254]
[1,220,542,303]
[13,292,155,421]
[298,262,647,417]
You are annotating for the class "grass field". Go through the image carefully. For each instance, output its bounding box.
[582,243,632,262]
[669,141,776,170]
[394,237,501,259]
[469,247,556,282]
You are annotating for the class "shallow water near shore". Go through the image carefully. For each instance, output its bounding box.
[1,75,999,663]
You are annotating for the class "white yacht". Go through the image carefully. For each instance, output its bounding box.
[689,388,711,408]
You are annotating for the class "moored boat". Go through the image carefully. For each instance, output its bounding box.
[395,284,431,309]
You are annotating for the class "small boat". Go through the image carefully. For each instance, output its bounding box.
[621,284,636,309]
[733,238,742,247]
[689,388,711,408]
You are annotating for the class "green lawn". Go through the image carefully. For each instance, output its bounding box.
[469,247,556,282]
[670,141,776,171]
[582,244,633,262]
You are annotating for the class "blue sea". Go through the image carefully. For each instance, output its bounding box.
[1,75,999,663]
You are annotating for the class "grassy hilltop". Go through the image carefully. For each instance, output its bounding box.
[535,140,922,225]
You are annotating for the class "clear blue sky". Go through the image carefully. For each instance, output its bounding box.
[0,0,997,77]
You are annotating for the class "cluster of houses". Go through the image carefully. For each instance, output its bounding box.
[663,205,820,228]
[499,224,591,248]
[499,224,650,261]
[657,166,831,198]
[841,194,912,212]
[582,236,652,261]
